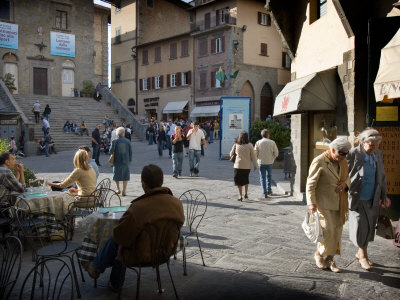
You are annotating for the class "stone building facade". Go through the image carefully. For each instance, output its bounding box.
[0,0,109,97]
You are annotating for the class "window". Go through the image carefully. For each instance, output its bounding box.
[199,38,208,56]
[115,27,121,43]
[260,43,268,56]
[170,74,176,87]
[319,0,327,18]
[142,49,148,65]
[282,52,291,69]
[155,47,161,62]
[211,71,222,88]
[216,7,229,26]
[55,10,67,30]
[182,71,191,86]
[204,13,210,29]
[199,72,207,89]
[310,0,327,24]
[147,0,153,8]
[155,76,161,89]
[181,40,189,57]
[258,12,271,26]
[211,37,224,54]
[170,43,177,59]
[0,1,10,20]
[142,78,148,91]
[115,66,121,82]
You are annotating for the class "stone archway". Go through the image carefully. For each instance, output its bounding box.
[2,53,18,94]
[240,80,255,120]
[260,83,273,120]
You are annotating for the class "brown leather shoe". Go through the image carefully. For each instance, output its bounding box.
[314,253,328,269]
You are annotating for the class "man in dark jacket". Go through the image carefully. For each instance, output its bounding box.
[91,124,102,166]
[83,164,185,292]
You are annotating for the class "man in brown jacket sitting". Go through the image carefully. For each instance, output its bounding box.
[84,164,185,292]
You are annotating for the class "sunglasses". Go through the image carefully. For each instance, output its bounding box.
[338,151,348,156]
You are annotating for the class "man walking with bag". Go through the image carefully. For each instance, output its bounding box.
[254,129,278,198]
[187,121,207,177]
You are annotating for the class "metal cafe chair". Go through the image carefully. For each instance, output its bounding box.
[19,257,74,300]
[96,178,111,191]
[120,219,181,300]
[15,208,85,298]
[99,188,122,207]
[177,189,207,275]
[0,236,22,299]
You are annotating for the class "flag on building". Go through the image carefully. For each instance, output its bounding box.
[230,69,239,78]
[216,66,227,84]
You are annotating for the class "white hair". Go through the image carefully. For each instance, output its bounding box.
[116,127,125,136]
[329,137,351,152]
[357,128,382,144]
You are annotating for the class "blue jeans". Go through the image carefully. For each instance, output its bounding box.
[259,164,273,195]
[44,143,49,157]
[93,236,126,289]
[189,149,201,174]
[172,152,183,176]
[157,140,164,156]
[92,144,100,165]
[148,132,154,145]
[209,130,214,143]
[165,136,172,156]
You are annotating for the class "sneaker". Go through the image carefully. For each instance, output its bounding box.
[268,191,273,195]
[190,172,194,177]
[194,173,199,177]
[108,281,121,293]
[84,262,100,279]
[173,174,178,178]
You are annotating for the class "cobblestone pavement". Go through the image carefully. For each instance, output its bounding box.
[11,141,400,299]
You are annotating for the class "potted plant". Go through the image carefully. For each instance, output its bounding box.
[80,80,95,97]
[1,73,17,93]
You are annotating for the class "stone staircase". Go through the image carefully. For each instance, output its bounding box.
[13,94,140,152]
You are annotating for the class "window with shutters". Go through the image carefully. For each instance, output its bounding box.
[170,74,176,87]
[170,43,177,59]
[260,43,268,56]
[199,38,208,56]
[142,49,148,65]
[155,76,161,89]
[55,10,68,30]
[215,38,223,53]
[204,13,211,29]
[142,78,148,91]
[199,72,207,89]
[181,40,189,57]
[181,71,191,86]
[257,12,271,26]
[115,66,121,82]
[216,7,229,26]
[155,47,161,62]
[310,0,327,24]
[282,52,291,69]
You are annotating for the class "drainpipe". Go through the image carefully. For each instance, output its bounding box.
[135,0,139,115]
[366,18,373,127]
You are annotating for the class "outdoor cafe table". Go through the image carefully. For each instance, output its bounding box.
[77,207,186,262]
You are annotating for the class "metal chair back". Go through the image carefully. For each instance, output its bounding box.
[19,257,74,300]
[96,178,111,190]
[0,236,22,299]
[179,189,207,232]
[99,188,122,207]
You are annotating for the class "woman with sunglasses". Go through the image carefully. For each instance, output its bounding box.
[347,128,386,271]
[306,138,351,273]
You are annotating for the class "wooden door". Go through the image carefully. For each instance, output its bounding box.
[33,68,48,95]
[260,96,273,120]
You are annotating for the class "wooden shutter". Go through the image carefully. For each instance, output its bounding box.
[151,77,155,90]
[160,75,164,88]
[216,10,220,26]
[282,52,286,67]
[258,12,262,24]
[221,36,225,52]
[205,13,210,29]
[176,72,181,86]
[211,38,215,53]
[261,43,268,56]
[225,7,230,24]
[167,74,170,87]
[187,71,192,85]
[139,79,143,91]
[266,14,271,26]
[211,71,215,88]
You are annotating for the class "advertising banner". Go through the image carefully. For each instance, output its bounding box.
[0,22,18,49]
[50,31,75,57]
[219,97,251,159]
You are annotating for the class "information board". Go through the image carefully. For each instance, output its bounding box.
[50,31,75,57]
[219,97,251,159]
[0,21,18,49]
[379,126,400,195]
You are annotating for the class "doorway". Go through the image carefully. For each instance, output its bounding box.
[240,81,255,120]
[260,83,273,120]
[33,67,48,95]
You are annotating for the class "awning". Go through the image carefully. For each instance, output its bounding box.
[190,105,220,117]
[162,101,188,114]
[374,28,400,102]
[273,69,337,116]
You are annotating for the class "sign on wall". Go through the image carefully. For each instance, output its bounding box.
[50,31,75,57]
[219,96,251,159]
[0,21,18,49]
[379,126,400,194]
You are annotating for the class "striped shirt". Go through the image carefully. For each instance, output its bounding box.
[0,165,25,201]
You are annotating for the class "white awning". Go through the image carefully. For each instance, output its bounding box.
[273,69,337,116]
[374,28,400,102]
[162,101,188,114]
[190,105,220,117]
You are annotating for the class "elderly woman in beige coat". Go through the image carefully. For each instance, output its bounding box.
[306,138,351,273]
[230,131,258,201]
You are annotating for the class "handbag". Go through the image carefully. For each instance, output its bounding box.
[376,205,394,239]
[302,210,323,243]
[108,153,114,165]
[230,144,236,163]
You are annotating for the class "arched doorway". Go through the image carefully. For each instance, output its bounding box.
[62,60,75,96]
[128,98,135,114]
[2,53,18,94]
[260,83,273,120]
[240,80,255,120]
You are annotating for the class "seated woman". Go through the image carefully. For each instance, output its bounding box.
[79,121,89,136]
[38,138,47,156]
[48,149,96,207]
[63,120,71,132]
